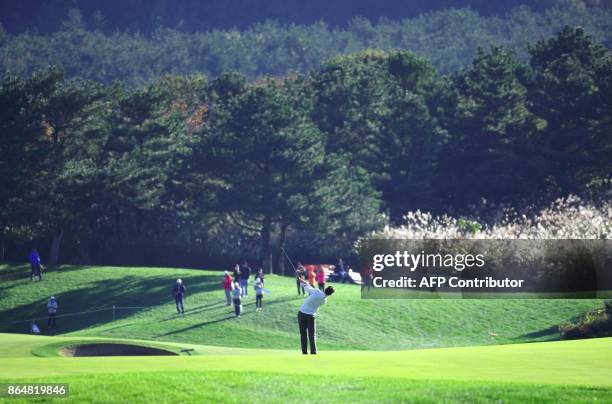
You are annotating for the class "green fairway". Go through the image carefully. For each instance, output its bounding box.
[0,334,611,402]
[0,264,604,350]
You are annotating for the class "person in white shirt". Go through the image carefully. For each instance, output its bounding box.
[297,278,334,355]
[47,296,58,328]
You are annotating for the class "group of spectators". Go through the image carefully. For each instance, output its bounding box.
[223,262,266,317]
[294,258,369,293]
[294,262,326,294]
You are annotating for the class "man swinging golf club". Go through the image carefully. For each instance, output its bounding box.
[282,247,335,355]
[297,276,334,355]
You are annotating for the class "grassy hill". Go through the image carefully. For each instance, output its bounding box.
[0,333,611,402]
[0,263,604,350]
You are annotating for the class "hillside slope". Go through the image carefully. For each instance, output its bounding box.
[0,264,603,350]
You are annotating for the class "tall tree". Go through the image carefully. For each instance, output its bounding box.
[439,46,542,208]
[529,26,612,195]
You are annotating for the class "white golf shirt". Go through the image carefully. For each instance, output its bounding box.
[299,284,327,317]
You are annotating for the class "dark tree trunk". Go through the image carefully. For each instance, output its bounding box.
[49,228,64,265]
[115,208,122,241]
[0,231,5,261]
[260,216,273,274]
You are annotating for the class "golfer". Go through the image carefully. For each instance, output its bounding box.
[172,279,186,315]
[297,277,334,355]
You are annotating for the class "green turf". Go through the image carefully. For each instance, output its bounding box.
[0,334,611,402]
[3,371,611,404]
[0,263,604,350]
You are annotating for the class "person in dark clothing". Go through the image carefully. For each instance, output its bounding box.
[240,262,251,297]
[232,264,241,280]
[295,262,306,295]
[172,279,186,315]
[336,258,347,283]
[29,249,43,281]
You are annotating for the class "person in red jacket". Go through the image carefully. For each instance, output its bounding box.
[305,265,316,287]
[223,271,233,306]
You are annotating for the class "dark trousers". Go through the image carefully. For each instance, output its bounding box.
[47,313,56,327]
[297,311,317,354]
[256,294,263,308]
[175,295,184,314]
[296,279,304,295]
[233,298,241,316]
[318,282,325,291]
[30,264,42,280]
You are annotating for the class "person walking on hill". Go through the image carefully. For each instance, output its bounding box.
[47,296,58,328]
[223,271,233,306]
[29,249,43,281]
[240,262,251,297]
[297,278,334,355]
[172,279,186,315]
[232,282,242,317]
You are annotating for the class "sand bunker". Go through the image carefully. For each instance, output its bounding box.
[60,343,178,357]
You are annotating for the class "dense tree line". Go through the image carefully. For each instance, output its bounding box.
[1,27,610,271]
[2,0,608,35]
[1,4,611,85]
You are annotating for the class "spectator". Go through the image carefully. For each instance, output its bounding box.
[306,265,316,287]
[232,264,241,280]
[232,282,242,317]
[256,268,265,284]
[172,279,186,315]
[336,258,345,274]
[316,266,326,291]
[223,271,233,306]
[361,265,374,292]
[240,262,251,297]
[29,249,43,281]
[254,278,264,311]
[295,262,306,295]
[47,296,58,328]
[31,321,40,334]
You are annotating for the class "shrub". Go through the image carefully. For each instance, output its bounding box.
[559,302,612,340]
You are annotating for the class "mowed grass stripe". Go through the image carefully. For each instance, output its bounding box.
[1,334,611,387]
[3,371,612,404]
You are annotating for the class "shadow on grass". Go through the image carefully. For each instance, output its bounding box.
[517,325,560,340]
[154,315,239,337]
[154,295,303,338]
[0,274,223,335]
